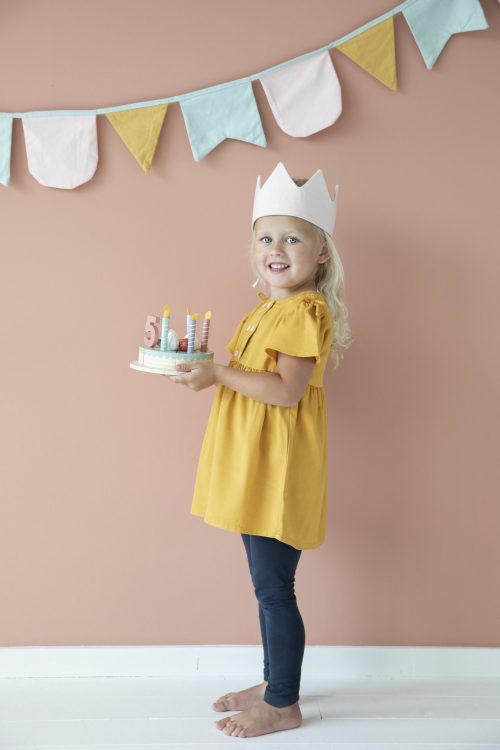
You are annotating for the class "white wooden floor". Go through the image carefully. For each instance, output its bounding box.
[0,673,499,748]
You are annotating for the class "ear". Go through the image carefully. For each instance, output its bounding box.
[318,243,330,264]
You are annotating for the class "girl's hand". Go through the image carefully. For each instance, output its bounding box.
[168,360,216,391]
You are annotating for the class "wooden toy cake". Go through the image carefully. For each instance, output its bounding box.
[130,307,213,376]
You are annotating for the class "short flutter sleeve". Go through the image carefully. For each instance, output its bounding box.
[264,296,327,363]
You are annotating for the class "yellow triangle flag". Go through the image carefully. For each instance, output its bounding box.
[106,103,167,172]
[336,17,397,91]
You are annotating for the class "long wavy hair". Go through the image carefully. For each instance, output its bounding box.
[249,177,353,370]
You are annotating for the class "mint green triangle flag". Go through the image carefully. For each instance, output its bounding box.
[180,80,266,162]
[0,116,13,186]
[403,0,489,70]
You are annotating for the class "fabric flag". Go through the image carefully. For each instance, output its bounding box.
[259,51,341,137]
[106,103,167,172]
[22,115,98,189]
[336,16,397,91]
[180,80,266,162]
[402,0,488,70]
[0,116,13,186]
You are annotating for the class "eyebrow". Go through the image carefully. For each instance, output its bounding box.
[257,229,304,235]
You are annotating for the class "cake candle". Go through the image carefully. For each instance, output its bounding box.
[160,305,171,352]
[201,310,211,352]
[187,312,198,354]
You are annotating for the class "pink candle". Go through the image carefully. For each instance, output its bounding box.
[201,310,211,352]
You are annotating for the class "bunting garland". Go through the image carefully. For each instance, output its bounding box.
[22,115,98,189]
[0,116,12,186]
[106,104,168,171]
[259,51,342,137]
[180,81,267,162]
[336,17,398,91]
[0,0,491,189]
[402,0,489,70]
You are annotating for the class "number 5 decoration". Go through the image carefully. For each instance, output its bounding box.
[144,315,160,347]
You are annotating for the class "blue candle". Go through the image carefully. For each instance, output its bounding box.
[160,305,170,352]
[187,312,198,354]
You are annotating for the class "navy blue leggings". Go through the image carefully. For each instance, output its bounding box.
[241,533,305,708]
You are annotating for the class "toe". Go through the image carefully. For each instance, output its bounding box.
[213,694,231,711]
[218,716,234,731]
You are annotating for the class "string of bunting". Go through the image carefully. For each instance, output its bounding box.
[0,0,490,190]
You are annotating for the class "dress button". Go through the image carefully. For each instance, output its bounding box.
[250,325,256,331]
[246,325,252,331]
[234,349,239,356]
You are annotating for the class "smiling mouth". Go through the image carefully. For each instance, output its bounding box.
[268,263,290,271]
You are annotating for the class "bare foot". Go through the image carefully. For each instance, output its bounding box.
[214,698,302,738]
[212,681,267,711]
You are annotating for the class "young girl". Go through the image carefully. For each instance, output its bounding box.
[169,161,351,739]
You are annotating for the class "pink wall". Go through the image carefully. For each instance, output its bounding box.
[1,1,499,647]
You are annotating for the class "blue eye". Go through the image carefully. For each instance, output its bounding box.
[259,236,299,244]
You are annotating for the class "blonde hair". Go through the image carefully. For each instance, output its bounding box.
[249,177,353,370]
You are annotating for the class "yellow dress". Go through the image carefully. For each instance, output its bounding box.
[190,289,333,550]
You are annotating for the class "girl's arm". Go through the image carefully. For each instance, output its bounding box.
[215,354,315,407]
[170,354,316,407]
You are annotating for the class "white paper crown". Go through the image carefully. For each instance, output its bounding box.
[252,162,339,237]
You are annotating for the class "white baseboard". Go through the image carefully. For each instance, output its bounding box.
[0,645,499,680]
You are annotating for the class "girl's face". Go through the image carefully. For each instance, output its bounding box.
[253,215,329,299]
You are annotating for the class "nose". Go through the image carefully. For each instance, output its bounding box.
[269,241,285,254]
